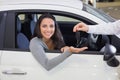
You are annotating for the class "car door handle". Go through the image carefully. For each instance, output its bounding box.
[2,69,27,75]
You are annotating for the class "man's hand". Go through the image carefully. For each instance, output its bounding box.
[73,22,89,32]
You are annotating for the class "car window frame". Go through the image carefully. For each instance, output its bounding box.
[0,11,7,50]
[3,11,16,50]
[2,9,99,53]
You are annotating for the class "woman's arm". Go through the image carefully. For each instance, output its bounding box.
[29,38,72,71]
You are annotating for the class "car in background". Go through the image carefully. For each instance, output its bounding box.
[97,0,115,2]
[0,0,120,80]
[88,0,115,6]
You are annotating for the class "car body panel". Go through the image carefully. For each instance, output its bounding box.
[0,0,83,10]
[1,50,120,80]
[0,50,2,62]
[0,0,107,24]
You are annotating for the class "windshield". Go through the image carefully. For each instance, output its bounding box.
[83,3,115,22]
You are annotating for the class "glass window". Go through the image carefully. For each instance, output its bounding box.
[54,15,80,22]
[83,3,115,22]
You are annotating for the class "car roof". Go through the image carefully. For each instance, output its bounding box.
[0,0,83,11]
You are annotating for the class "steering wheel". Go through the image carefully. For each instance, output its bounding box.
[75,31,109,51]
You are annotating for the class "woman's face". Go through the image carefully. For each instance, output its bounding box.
[40,18,55,40]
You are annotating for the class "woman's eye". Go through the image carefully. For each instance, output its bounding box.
[50,25,54,28]
[42,25,47,28]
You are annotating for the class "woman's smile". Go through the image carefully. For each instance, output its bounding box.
[40,18,55,40]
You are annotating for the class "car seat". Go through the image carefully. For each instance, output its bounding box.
[17,17,29,49]
[21,14,33,40]
[30,14,37,35]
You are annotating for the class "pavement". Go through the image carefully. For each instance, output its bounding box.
[96,2,120,20]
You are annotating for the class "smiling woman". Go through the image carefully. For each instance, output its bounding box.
[29,13,87,71]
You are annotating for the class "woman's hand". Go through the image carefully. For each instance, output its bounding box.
[61,46,88,53]
[61,46,70,52]
[69,46,88,53]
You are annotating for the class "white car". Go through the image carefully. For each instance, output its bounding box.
[0,0,120,80]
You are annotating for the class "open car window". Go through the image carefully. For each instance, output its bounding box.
[16,13,82,50]
[15,12,111,53]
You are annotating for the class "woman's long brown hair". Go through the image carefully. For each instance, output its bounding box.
[32,13,65,50]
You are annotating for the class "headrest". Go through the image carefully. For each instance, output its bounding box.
[31,14,37,22]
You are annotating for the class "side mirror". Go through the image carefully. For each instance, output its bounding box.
[103,44,119,67]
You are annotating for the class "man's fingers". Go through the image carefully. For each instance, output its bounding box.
[73,25,78,32]
[73,23,83,32]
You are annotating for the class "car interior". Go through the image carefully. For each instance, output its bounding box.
[16,13,119,53]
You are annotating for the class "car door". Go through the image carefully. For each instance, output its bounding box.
[0,11,45,80]
[0,12,52,80]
